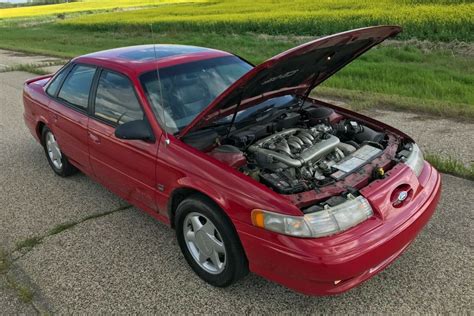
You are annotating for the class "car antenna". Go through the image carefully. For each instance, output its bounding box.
[150,23,170,145]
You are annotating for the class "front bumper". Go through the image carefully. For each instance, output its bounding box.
[235,162,441,296]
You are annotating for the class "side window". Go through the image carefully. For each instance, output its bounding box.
[94,70,144,125]
[58,64,96,109]
[46,64,71,97]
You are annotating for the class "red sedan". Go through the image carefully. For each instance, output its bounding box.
[23,26,441,295]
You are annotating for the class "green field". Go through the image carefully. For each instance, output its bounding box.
[0,0,473,120]
[62,0,474,42]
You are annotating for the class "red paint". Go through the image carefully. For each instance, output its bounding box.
[22,28,441,296]
[237,162,441,295]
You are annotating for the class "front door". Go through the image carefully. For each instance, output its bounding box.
[87,69,159,211]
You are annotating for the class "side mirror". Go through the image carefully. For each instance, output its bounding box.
[115,120,155,142]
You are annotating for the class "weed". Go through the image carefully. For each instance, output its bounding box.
[15,237,42,252]
[0,249,9,274]
[5,277,34,304]
[425,153,474,180]
[48,222,76,236]
[1,64,49,75]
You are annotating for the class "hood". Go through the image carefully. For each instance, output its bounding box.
[178,26,401,138]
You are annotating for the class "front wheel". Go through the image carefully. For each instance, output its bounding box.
[42,126,77,177]
[175,195,248,287]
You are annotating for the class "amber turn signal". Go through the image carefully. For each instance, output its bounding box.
[251,209,265,228]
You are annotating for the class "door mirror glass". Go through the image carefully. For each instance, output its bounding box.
[115,120,155,142]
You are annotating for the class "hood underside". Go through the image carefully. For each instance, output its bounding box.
[178,26,402,138]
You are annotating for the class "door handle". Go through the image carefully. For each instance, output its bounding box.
[88,132,101,144]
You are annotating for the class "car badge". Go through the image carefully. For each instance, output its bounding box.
[395,191,408,205]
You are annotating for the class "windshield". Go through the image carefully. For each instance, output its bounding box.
[140,56,252,133]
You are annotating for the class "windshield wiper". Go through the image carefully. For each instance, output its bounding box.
[195,121,233,131]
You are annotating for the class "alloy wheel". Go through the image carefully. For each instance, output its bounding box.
[45,131,62,170]
[183,212,227,274]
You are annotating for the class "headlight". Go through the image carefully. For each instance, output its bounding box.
[251,209,312,237]
[251,196,373,238]
[403,143,424,177]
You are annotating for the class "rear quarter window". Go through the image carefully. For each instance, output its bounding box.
[46,64,72,97]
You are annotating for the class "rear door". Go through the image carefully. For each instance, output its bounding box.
[47,64,97,174]
[88,68,159,211]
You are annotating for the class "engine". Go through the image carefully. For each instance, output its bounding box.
[204,105,391,195]
[241,121,385,194]
[248,127,340,169]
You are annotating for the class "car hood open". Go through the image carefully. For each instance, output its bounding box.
[178,26,401,138]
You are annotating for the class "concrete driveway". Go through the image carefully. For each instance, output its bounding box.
[1,68,473,313]
[0,49,64,73]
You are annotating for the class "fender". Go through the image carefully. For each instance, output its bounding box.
[176,177,233,215]
[35,116,49,131]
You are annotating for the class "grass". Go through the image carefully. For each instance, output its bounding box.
[1,248,34,305]
[13,205,132,252]
[15,237,42,252]
[314,87,474,121]
[60,0,474,42]
[0,63,51,75]
[425,153,474,181]
[0,248,9,274]
[0,0,472,119]
[8,280,34,304]
[48,222,76,236]
[0,25,472,118]
[1,0,472,42]
[0,205,131,307]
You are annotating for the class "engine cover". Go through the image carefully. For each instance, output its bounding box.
[248,128,340,170]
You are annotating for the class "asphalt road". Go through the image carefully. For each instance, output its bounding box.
[0,69,473,314]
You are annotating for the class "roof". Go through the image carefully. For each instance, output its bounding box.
[75,44,232,75]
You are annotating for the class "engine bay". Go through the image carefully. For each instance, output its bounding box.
[184,98,405,207]
[247,126,383,194]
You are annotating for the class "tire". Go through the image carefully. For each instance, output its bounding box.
[175,194,248,287]
[41,126,77,177]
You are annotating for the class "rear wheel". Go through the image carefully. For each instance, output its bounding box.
[42,126,77,177]
[175,195,248,287]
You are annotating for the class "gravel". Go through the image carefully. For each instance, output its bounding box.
[361,109,474,166]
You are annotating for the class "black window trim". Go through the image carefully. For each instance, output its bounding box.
[51,62,99,115]
[46,62,155,143]
[90,66,154,137]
